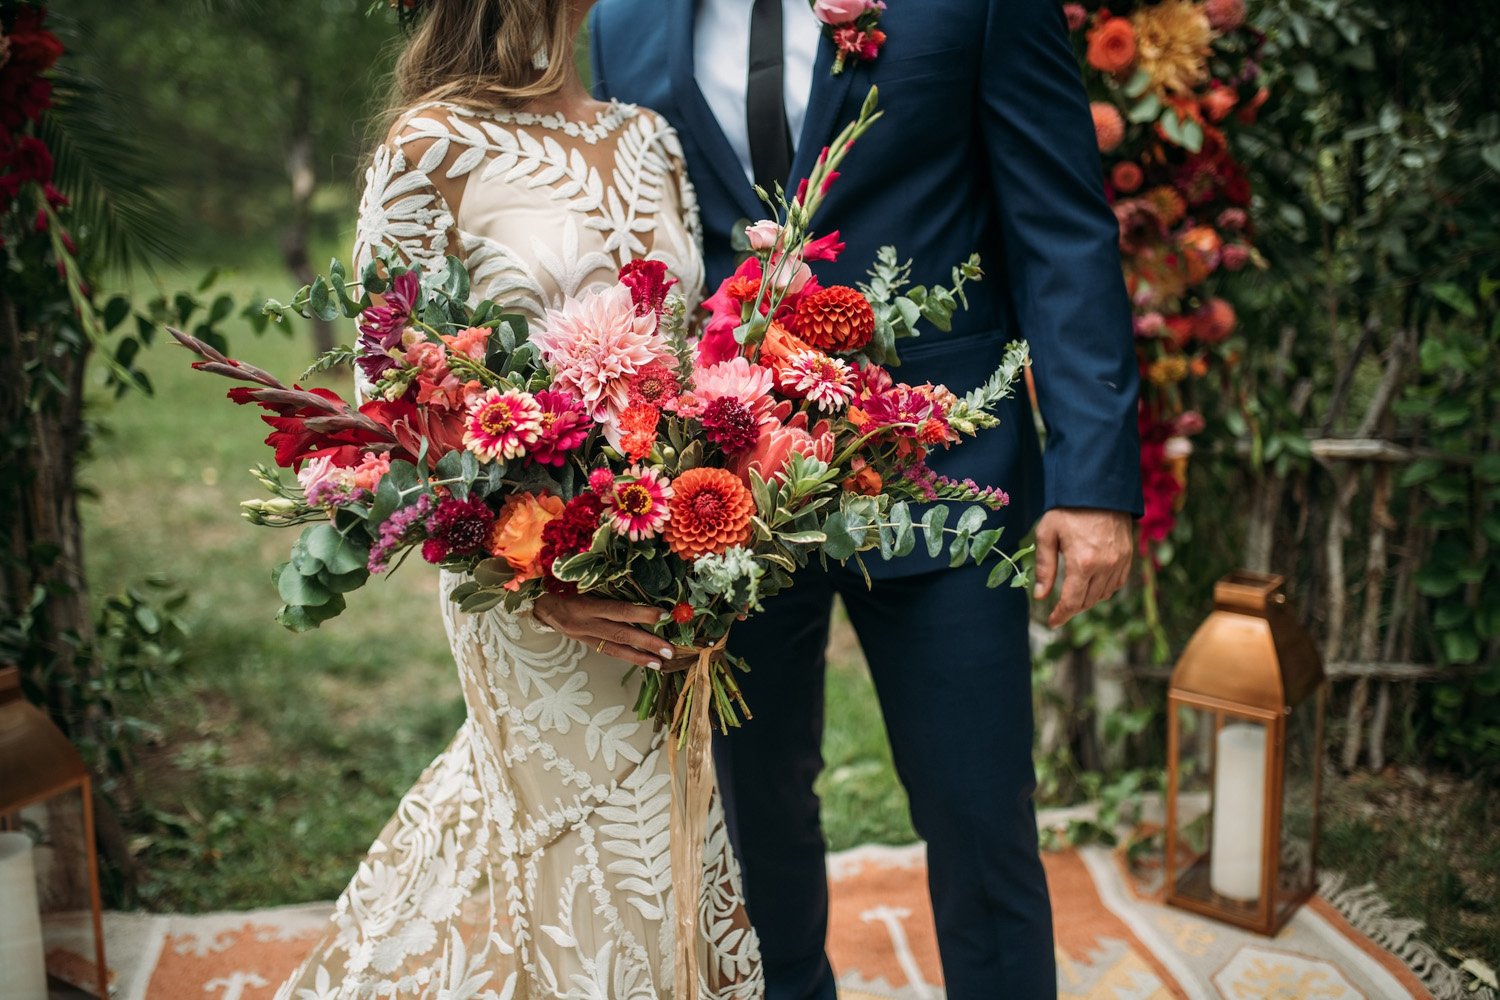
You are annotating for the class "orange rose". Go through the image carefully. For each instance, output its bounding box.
[1086,18,1137,75]
[488,491,566,589]
[842,465,883,496]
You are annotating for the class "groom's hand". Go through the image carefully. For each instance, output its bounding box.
[1032,508,1134,628]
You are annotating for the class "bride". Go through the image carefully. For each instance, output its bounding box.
[276,2,764,997]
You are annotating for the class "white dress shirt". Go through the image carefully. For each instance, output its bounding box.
[694,0,821,185]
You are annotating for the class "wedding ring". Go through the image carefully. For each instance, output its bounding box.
[596,639,607,653]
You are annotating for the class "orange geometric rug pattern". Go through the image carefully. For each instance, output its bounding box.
[79,844,1441,999]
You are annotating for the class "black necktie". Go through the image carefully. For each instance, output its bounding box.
[747,0,793,194]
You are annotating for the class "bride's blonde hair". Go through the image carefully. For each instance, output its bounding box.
[379,0,577,129]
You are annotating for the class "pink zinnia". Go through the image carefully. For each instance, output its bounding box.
[530,389,590,466]
[464,388,544,462]
[603,464,673,541]
[532,284,666,424]
[785,350,856,411]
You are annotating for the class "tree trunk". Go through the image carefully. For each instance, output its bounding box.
[0,289,140,894]
[282,70,333,357]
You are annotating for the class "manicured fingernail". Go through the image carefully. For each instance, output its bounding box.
[647,660,662,671]
[659,647,675,659]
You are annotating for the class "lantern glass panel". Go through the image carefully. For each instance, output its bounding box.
[10,791,110,998]
[1169,702,1216,905]
[1275,692,1321,924]
[1173,704,1274,917]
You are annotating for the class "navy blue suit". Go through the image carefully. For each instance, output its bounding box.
[591,1,1141,996]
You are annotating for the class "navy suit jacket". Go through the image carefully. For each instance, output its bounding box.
[591,0,1143,574]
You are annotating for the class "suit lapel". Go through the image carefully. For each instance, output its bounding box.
[788,33,859,190]
[669,0,764,221]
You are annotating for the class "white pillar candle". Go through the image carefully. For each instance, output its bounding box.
[0,832,48,1000]
[1210,723,1267,902]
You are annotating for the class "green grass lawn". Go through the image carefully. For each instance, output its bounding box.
[84,262,1493,969]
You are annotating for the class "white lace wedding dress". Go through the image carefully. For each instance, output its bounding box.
[275,100,764,1000]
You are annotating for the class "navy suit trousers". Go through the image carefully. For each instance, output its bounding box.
[717,560,1056,1000]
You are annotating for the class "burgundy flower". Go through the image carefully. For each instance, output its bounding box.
[700,396,760,455]
[356,270,420,382]
[617,259,677,315]
[539,492,605,591]
[422,495,496,563]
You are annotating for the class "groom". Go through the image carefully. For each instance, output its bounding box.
[591,1,1140,997]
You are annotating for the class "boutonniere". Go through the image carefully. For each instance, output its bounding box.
[810,0,888,75]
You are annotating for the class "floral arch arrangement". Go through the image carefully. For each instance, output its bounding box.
[1063,0,1268,559]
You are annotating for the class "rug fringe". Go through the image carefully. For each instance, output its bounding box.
[1318,870,1496,1000]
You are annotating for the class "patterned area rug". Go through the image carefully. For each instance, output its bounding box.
[72,844,1474,1000]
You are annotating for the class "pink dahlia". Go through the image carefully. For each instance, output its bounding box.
[530,389,590,466]
[692,357,777,423]
[464,388,544,462]
[532,283,666,425]
[784,350,856,411]
[603,464,673,541]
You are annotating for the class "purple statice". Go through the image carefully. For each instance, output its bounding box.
[368,492,434,573]
[902,463,1010,511]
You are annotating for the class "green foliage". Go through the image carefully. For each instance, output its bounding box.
[58,0,398,257]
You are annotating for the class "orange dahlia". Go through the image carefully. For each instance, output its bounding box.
[1091,102,1126,152]
[664,466,756,561]
[792,285,876,354]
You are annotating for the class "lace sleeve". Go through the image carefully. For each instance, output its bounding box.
[351,107,469,400]
[353,110,464,278]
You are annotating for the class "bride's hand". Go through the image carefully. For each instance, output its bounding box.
[532,593,676,670]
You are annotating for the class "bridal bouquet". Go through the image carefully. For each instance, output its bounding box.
[175,90,1031,739]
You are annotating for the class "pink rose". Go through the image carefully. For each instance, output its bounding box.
[1063,3,1087,31]
[768,252,812,295]
[813,0,866,26]
[745,219,781,251]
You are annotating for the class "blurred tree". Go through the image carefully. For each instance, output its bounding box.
[59,0,399,352]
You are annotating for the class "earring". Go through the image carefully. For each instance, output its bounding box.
[531,28,550,70]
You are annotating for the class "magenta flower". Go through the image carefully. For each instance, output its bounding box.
[530,389,591,467]
[356,270,420,383]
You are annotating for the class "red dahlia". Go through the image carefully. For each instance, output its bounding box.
[792,285,876,353]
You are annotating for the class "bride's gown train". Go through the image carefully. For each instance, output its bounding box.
[275,100,763,1000]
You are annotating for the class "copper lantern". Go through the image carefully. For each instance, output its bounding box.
[0,666,111,999]
[1164,571,1326,936]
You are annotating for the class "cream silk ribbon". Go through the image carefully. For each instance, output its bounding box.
[665,633,729,1000]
